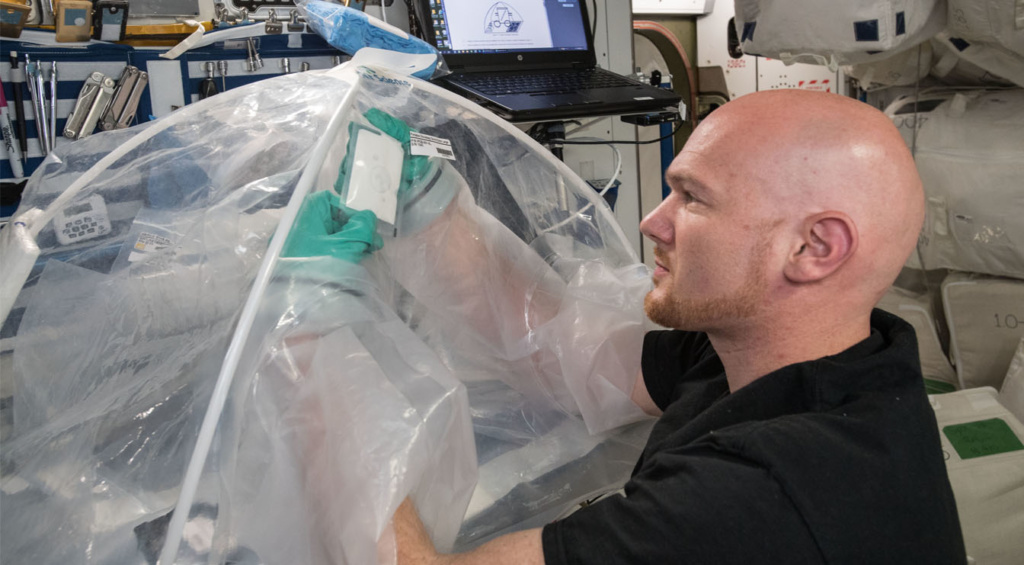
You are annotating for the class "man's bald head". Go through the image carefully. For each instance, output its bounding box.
[686,90,923,307]
[642,89,926,386]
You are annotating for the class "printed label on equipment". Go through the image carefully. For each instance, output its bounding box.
[129,232,173,262]
[943,418,1024,460]
[409,132,456,161]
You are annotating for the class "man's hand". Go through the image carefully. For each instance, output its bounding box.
[394,499,445,565]
[282,190,382,262]
[393,498,545,565]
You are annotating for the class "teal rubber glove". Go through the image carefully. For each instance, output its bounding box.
[282,190,383,263]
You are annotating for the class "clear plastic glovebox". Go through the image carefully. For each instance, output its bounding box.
[0,60,653,564]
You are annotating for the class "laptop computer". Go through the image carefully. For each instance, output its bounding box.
[419,0,682,122]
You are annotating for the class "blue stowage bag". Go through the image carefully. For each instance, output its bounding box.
[302,0,440,79]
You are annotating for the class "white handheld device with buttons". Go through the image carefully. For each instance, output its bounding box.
[53,194,112,246]
[343,127,404,227]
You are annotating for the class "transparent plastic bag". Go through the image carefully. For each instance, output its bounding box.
[1,61,652,564]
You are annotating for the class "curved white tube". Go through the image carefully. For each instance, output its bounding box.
[0,210,42,326]
[156,68,363,565]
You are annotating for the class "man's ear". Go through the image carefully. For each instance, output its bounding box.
[784,212,858,284]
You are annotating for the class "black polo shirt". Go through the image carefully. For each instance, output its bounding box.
[542,310,965,564]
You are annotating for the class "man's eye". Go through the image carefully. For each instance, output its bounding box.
[681,190,697,204]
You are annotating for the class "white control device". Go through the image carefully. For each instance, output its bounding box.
[344,128,404,227]
[53,194,112,246]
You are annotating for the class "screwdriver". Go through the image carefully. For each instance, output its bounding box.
[198,62,218,100]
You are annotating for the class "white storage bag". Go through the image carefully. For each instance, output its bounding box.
[933,31,1024,87]
[846,42,933,90]
[929,37,1018,86]
[734,0,947,66]
[946,0,1024,58]
[941,272,1024,390]
[876,285,958,392]
[1000,338,1024,423]
[930,387,1024,565]
[885,90,1024,279]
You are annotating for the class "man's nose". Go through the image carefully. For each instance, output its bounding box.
[640,204,673,246]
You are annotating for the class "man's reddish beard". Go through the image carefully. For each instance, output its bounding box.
[644,237,770,330]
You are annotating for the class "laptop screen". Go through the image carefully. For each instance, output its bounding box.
[427,0,589,55]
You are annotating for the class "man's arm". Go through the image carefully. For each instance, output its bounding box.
[394,499,545,565]
[630,369,662,417]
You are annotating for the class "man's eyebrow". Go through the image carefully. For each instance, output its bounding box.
[666,170,711,196]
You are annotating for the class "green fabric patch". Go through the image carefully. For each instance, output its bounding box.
[924,379,957,395]
[943,418,1024,460]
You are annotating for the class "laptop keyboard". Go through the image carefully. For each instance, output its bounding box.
[457,69,636,96]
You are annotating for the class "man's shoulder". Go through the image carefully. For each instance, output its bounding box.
[641,329,722,412]
[698,394,963,562]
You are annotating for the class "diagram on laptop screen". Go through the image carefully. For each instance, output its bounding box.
[485,3,523,34]
[443,0,554,50]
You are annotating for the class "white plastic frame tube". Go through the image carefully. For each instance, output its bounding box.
[157,69,363,565]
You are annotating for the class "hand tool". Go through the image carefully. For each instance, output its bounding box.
[64,73,115,140]
[198,62,218,100]
[115,70,147,129]
[100,66,147,130]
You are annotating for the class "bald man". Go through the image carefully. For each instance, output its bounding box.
[394,90,965,564]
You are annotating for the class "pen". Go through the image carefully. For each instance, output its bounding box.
[8,52,29,166]
[0,79,26,179]
[49,62,58,153]
[35,58,49,153]
[25,56,49,155]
